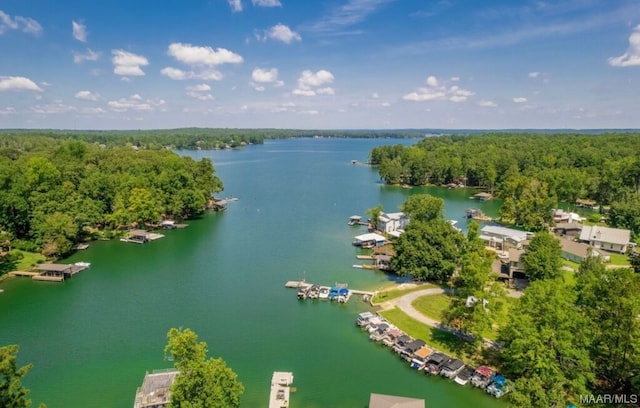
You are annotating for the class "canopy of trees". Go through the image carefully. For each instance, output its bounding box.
[521,232,562,281]
[0,344,45,408]
[0,140,222,258]
[164,328,244,408]
[371,133,640,235]
[390,194,465,282]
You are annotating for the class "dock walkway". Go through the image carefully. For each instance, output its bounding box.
[269,371,294,408]
[285,281,374,297]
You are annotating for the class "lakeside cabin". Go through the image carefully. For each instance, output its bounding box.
[133,369,179,408]
[353,233,387,248]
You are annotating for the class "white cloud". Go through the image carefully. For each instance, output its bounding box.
[477,100,497,108]
[513,97,528,103]
[0,76,42,92]
[426,75,439,87]
[403,87,446,101]
[404,75,473,103]
[450,76,460,81]
[0,10,42,36]
[73,48,100,63]
[167,42,243,66]
[72,20,87,42]
[74,90,100,101]
[371,92,379,99]
[186,84,211,92]
[608,24,640,67]
[32,101,76,115]
[528,71,540,78]
[186,91,214,101]
[448,85,474,102]
[299,110,319,115]
[381,102,391,107]
[107,94,165,112]
[253,0,281,6]
[228,0,243,12]
[0,107,16,115]
[307,0,394,35]
[161,67,224,81]
[112,50,149,76]
[252,68,279,83]
[265,24,301,44]
[294,70,335,96]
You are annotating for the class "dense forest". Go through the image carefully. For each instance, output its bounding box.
[370,133,640,235]
[0,128,427,151]
[0,139,222,259]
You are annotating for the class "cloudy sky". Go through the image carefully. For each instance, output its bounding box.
[1,0,639,129]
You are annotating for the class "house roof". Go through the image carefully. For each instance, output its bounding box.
[579,225,631,246]
[37,263,72,272]
[559,238,601,259]
[369,393,425,408]
[554,222,583,231]
[379,212,405,222]
[355,233,387,242]
[508,248,525,263]
[480,225,529,242]
[129,229,149,236]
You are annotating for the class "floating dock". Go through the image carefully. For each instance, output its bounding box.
[269,371,294,408]
[285,281,374,297]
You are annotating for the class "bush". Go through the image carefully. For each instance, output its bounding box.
[12,239,40,253]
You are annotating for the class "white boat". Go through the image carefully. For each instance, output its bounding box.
[318,287,330,300]
[74,262,91,268]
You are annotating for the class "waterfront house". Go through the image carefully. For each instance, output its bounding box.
[133,369,179,408]
[579,225,631,254]
[369,393,425,408]
[480,225,531,250]
[378,212,409,234]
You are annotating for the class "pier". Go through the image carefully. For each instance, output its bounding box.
[269,371,294,408]
[285,281,374,297]
[11,262,93,283]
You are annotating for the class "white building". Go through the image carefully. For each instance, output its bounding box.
[378,212,409,233]
[579,225,631,254]
[480,225,531,250]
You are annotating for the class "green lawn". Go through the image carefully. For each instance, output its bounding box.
[379,308,470,362]
[371,283,439,304]
[561,270,577,287]
[15,250,45,271]
[608,252,630,266]
[562,259,580,271]
[411,293,451,321]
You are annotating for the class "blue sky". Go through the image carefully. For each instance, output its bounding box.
[1,0,639,129]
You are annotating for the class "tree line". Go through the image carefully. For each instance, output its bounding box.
[0,128,426,152]
[370,133,640,235]
[0,139,222,260]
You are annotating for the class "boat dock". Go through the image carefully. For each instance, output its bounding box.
[285,281,374,297]
[269,371,294,408]
[10,262,92,283]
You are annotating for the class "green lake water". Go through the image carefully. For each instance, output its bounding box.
[0,138,505,408]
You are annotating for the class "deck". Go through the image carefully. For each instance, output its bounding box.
[269,371,294,408]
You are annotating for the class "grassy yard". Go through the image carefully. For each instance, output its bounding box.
[411,293,451,321]
[379,308,470,362]
[608,252,630,266]
[562,259,581,271]
[15,250,45,271]
[371,282,439,304]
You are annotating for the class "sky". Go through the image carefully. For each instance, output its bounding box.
[0,0,639,130]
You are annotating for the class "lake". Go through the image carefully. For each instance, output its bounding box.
[0,138,504,407]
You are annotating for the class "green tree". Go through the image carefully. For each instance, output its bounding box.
[165,328,244,408]
[365,204,383,231]
[0,345,45,408]
[521,232,562,281]
[499,279,593,407]
[400,194,444,223]
[575,260,640,394]
[391,219,464,283]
